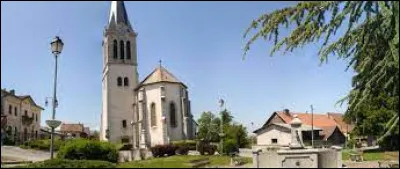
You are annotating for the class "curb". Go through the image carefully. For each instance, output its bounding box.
[1,161,33,165]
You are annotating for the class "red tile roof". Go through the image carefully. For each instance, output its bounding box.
[273,111,351,140]
[60,123,84,133]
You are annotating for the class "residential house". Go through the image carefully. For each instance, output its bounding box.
[1,89,44,144]
[254,109,354,148]
[60,123,88,138]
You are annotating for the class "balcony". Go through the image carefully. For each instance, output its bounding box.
[21,115,34,126]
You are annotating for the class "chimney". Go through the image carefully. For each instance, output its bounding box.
[284,109,290,116]
[10,89,15,95]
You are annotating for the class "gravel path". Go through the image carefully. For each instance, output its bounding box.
[1,146,52,162]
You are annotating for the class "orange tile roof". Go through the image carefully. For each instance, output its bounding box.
[327,112,355,133]
[274,111,351,140]
[60,123,84,133]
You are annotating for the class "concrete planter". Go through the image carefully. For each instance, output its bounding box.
[118,150,132,163]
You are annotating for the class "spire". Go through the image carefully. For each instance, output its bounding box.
[108,1,132,29]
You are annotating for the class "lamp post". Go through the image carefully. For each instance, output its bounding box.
[218,99,225,155]
[46,36,64,160]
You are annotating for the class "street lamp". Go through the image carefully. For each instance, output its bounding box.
[46,36,64,160]
[218,98,225,155]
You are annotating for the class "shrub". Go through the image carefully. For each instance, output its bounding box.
[56,139,118,163]
[150,144,178,157]
[224,139,239,155]
[172,140,197,150]
[118,144,133,151]
[3,136,15,145]
[176,145,189,155]
[205,145,217,155]
[13,159,116,168]
[20,139,64,151]
[196,140,217,155]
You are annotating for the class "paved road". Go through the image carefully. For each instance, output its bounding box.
[1,146,52,162]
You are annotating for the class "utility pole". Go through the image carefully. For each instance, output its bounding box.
[311,105,314,148]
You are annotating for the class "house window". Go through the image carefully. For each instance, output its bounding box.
[117,77,122,86]
[124,77,129,86]
[113,40,118,59]
[170,102,177,127]
[120,40,124,60]
[150,103,156,127]
[9,105,12,115]
[35,114,38,122]
[24,110,28,116]
[122,120,127,128]
[271,139,278,144]
[126,41,131,60]
[14,107,17,116]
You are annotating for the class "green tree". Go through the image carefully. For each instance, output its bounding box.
[197,111,220,142]
[225,123,249,148]
[243,1,399,142]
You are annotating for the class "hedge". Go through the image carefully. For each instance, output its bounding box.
[56,139,118,163]
[196,141,217,155]
[172,140,197,150]
[20,139,64,151]
[12,159,116,168]
[223,139,239,155]
[150,144,177,157]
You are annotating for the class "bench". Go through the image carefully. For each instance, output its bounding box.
[188,158,210,168]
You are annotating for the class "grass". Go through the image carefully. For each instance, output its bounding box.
[117,155,252,168]
[342,150,399,161]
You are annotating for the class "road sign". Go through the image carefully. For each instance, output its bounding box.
[46,120,62,128]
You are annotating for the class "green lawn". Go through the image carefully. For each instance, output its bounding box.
[342,150,399,161]
[117,155,252,168]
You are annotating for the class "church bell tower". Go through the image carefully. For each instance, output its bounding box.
[101,1,139,144]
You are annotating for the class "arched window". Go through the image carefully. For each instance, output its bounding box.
[35,114,38,122]
[151,103,156,127]
[120,40,124,60]
[126,41,131,60]
[124,77,129,86]
[122,120,127,128]
[113,40,118,59]
[8,105,12,115]
[170,102,177,127]
[117,77,122,86]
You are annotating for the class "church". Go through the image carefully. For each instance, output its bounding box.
[100,1,197,148]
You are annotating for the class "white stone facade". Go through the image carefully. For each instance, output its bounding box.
[255,124,291,146]
[101,1,196,146]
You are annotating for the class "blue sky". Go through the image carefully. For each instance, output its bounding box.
[1,1,354,132]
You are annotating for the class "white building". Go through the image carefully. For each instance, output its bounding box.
[100,1,196,147]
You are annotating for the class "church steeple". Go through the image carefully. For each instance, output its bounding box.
[108,1,132,29]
